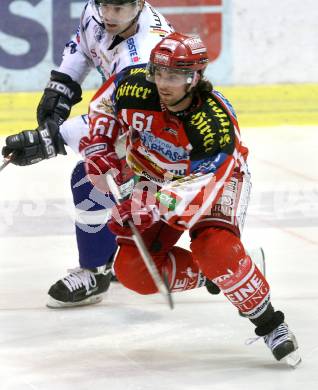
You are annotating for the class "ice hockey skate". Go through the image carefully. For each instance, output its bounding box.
[47,266,112,308]
[264,322,301,367]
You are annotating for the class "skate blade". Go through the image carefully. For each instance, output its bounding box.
[282,350,302,368]
[46,294,104,309]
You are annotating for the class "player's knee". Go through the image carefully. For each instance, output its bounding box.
[114,243,158,295]
[191,227,246,280]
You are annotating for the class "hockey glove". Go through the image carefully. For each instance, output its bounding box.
[80,135,123,192]
[37,70,82,126]
[2,120,66,166]
[108,199,160,237]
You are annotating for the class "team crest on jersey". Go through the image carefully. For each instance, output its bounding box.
[127,37,140,63]
[97,98,114,115]
[94,24,105,42]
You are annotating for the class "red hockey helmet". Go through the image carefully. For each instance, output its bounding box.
[146,32,209,84]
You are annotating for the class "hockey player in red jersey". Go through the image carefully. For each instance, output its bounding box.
[1,1,263,309]
[80,32,301,366]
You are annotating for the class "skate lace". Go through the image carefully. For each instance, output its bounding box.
[62,267,97,293]
[245,324,289,349]
[245,336,262,345]
[264,323,289,350]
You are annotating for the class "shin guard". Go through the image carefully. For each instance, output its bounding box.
[191,227,271,319]
[213,255,271,319]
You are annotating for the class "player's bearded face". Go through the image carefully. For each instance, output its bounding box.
[154,68,192,106]
[99,1,140,34]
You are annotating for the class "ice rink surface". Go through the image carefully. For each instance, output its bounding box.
[0,125,317,390]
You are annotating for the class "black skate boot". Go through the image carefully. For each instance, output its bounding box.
[263,322,301,366]
[47,266,112,308]
[251,310,301,367]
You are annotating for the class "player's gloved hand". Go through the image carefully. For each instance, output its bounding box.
[37,70,82,126]
[80,135,123,192]
[108,199,160,236]
[1,120,66,166]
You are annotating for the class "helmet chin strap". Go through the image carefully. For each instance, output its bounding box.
[167,72,200,108]
[168,90,192,107]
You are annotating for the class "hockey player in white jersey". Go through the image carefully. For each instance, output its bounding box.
[2,0,174,307]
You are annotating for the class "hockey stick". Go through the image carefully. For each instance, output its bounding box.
[0,154,13,173]
[106,173,174,310]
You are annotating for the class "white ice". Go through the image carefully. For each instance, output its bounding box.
[0,126,317,390]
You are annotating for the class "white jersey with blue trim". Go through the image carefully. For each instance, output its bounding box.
[58,1,173,84]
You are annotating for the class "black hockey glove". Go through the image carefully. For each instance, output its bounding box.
[37,70,82,126]
[2,120,67,166]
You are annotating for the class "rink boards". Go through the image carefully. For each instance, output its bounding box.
[0,83,318,136]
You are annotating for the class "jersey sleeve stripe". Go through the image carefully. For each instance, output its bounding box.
[186,157,236,229]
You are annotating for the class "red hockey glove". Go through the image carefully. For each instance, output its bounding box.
[79,135,123,192]
[107,199,160,237]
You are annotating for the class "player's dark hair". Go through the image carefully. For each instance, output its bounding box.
[195,77,213,98]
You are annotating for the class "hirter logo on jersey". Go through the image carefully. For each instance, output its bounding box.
[127,37,140,63]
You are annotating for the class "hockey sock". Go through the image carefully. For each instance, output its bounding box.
[71,161,117,268]
[191,227,271,318]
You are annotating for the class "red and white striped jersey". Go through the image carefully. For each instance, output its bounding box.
[88,67,249,230]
